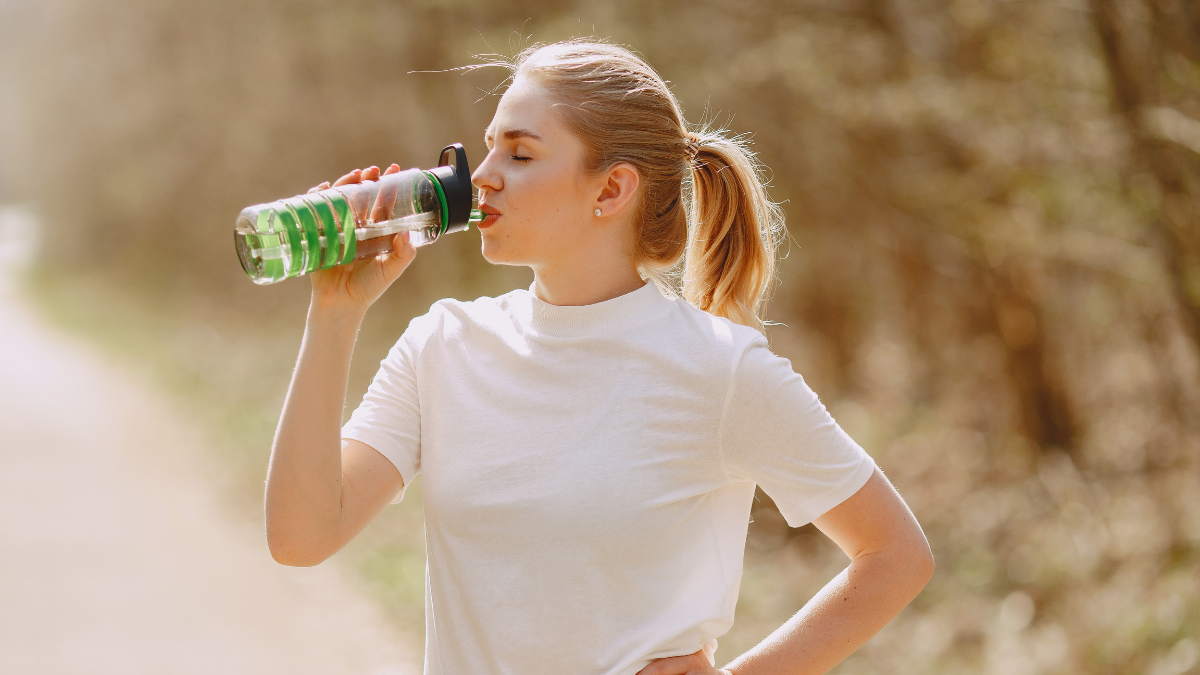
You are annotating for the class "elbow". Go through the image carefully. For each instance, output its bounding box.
[266,529,333,568]
[264,496,338,567]
[269,546,322,568]
[880,532,934,592]
[900,516,936,588]
[917,545,936,586]
[908,540,936,590]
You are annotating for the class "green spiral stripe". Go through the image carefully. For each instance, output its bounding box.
[283,197,322,274]
[325,191,356,263]
[304,195,341,270]
[254,207,285,281]
[424,171,449,236]
[272,204,304,278]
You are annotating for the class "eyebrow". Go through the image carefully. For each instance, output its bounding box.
[485,128,543,144]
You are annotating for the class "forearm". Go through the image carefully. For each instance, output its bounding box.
[265,302,365,564]
[725,551,933,675]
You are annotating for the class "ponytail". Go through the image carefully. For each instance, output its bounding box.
[684,133,783,330]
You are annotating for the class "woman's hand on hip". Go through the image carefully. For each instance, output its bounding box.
[306,163,416,312]
[637,650,732,675]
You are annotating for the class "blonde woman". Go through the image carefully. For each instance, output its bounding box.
[265,40,934,675]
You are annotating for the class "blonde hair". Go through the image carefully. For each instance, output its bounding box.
[497,40,784,330]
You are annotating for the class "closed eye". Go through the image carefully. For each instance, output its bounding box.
[510,155,531,162]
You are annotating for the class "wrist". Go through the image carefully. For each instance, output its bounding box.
[307,299,368,325]
[305,303,368,345]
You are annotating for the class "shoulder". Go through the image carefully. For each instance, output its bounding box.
[400,288,531,351]
[657,290,766,360]
[430,288,528,322]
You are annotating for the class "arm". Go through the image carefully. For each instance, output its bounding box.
[264,305,405,566]
[722,467,934,674]
[640,468,934,675]
[264,165,415,567]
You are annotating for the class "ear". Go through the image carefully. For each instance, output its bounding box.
[593,163,640,217]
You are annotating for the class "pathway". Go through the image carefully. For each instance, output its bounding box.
[0,207,421,674]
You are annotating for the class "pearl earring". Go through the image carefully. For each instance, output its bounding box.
[595,208,602,217]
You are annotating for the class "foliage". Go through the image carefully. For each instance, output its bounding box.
[3,1,1198,673]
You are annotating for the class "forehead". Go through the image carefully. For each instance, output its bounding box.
[485,77,559,142]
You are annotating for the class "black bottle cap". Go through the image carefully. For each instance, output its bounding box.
[428,143,473,234]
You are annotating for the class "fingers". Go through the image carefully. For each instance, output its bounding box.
[332,169,363,187]
[635,651,713,675]
[325,165,397,224]
[325,163,396,190]
[371,166,400,223]
[307,180,331,194]
[342,167,378,226]
[636,657,685,675]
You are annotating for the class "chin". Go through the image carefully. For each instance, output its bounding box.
[479,235,523,266]
[479,225,546,267]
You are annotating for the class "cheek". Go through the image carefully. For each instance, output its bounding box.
[482,162,586,264]
[521,164,584,219]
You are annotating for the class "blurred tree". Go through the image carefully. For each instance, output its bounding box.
[3,1,1197,673]
[1091,0,1200,351]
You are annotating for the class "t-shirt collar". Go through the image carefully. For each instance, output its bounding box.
[524,281,668,337]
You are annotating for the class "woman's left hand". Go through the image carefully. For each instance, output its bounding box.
[636,650,731,675]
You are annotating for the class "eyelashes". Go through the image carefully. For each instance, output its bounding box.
[510,155,531,162]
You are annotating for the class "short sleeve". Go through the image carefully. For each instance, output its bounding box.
[720,337,876,527]
[341,318,429,504]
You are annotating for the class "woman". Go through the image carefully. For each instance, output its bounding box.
[265,40,934,675]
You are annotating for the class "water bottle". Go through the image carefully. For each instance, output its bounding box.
[235,143,482,285]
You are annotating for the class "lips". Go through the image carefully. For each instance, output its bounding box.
[478,204,501,229]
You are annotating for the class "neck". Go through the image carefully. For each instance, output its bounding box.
[531,257,645,307]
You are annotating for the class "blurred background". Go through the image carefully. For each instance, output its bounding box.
[1,0,1198,673]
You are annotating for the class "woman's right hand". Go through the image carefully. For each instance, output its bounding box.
[305,164,417,312]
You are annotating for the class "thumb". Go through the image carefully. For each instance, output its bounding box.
[378,232,417,279]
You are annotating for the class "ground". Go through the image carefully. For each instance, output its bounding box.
[0,236,421,674]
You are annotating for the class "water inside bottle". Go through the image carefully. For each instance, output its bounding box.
[235,168,444,284]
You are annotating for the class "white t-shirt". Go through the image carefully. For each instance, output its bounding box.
[342,281,876,675]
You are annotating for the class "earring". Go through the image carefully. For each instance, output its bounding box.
[595,208,602,217]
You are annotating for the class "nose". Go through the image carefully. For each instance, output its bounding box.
[471,146,502,194]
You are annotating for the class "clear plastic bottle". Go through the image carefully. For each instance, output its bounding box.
[235,144,481,285]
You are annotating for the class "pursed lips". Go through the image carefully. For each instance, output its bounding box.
[478,204,502,229]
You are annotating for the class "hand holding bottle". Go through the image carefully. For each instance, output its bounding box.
[234,143,478,299]
[305,164,416,312]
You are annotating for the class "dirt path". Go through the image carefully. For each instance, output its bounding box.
[0,222,421,674]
